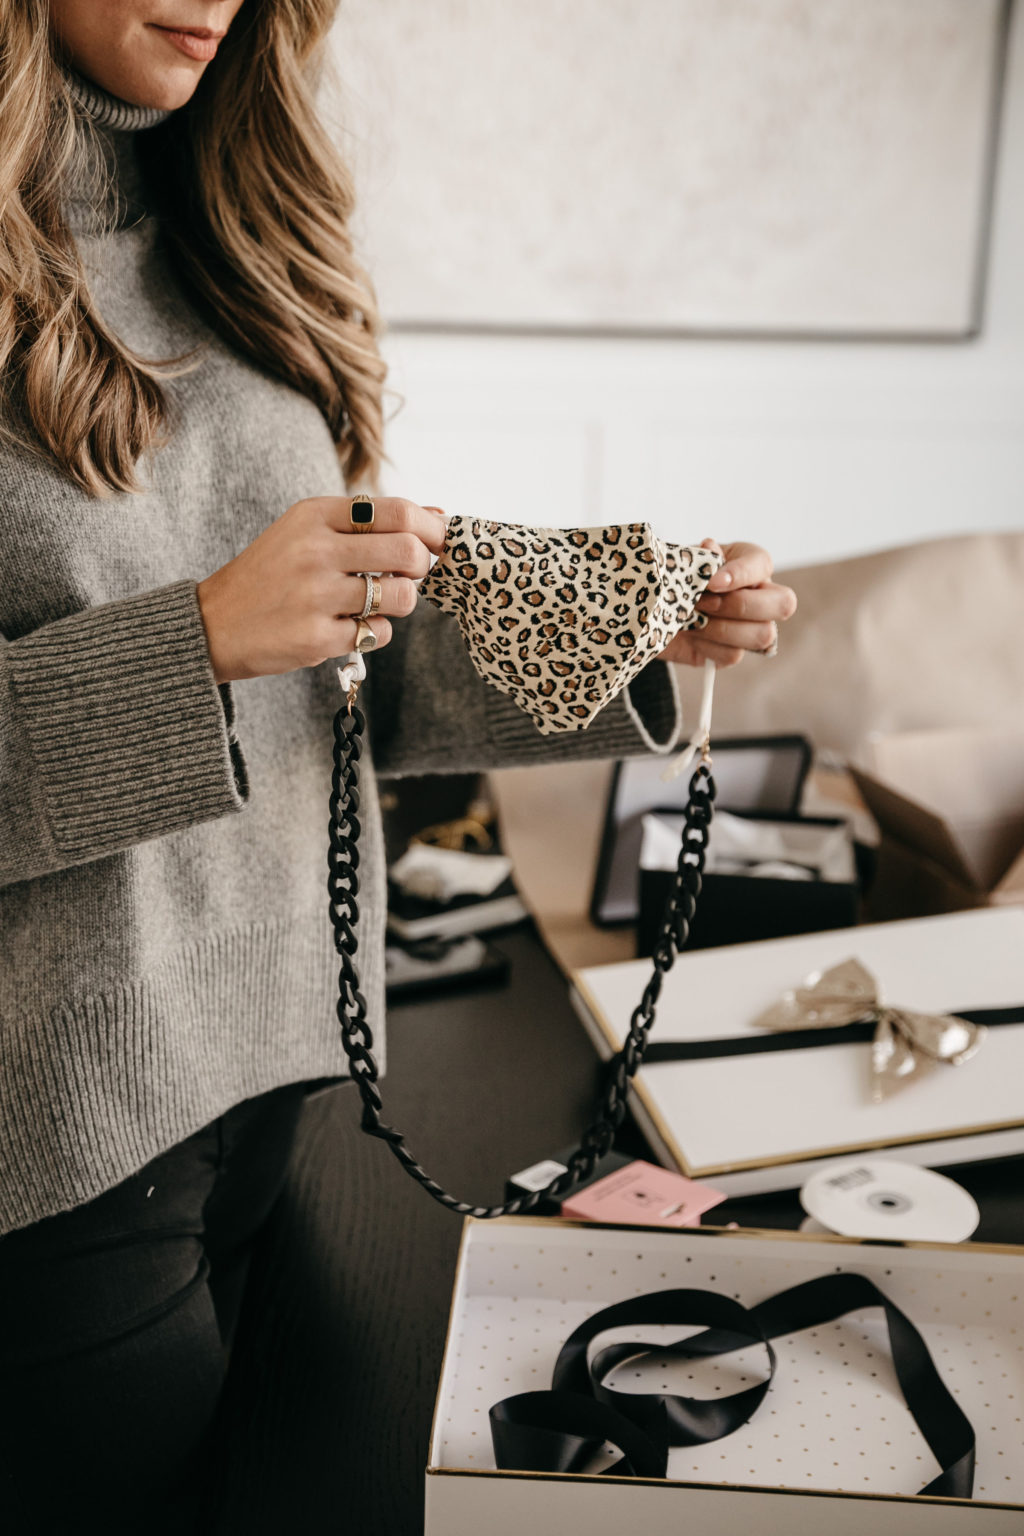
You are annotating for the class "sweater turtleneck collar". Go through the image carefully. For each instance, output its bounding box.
[63,64,174,133]
[61,65,176,238]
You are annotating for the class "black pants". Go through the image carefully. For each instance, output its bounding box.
[0,1082,310,1535]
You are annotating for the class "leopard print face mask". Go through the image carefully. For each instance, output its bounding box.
[419,516,723,734]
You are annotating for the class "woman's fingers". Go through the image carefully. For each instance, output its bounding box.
[334,574,420,619]
[694,576,797,652]
[331,615,393,653]
[321,495,447,577]
[696,580,797,622]
[696,616,778,653]
[682,634,747,668]
[695,543,794,658]
[334,531,435,578]
[705,541,774,593]
[317,495,447,555]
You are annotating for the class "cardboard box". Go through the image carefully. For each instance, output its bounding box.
[427,1218,1024,1535]
[852,728,1024,921]
[571,908,1024,1196]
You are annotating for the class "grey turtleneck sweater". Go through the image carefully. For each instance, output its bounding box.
[0,69,684,1234]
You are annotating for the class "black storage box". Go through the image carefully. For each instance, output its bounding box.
[636,808,860,954]
[589,734,861,954]
[591,735,812,927]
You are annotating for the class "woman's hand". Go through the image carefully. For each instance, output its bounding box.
[197,496,445,684]
[658,540,797,668]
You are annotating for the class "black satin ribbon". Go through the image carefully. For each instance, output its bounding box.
[490,1273,975,1498]
[641,1004,1024,1064]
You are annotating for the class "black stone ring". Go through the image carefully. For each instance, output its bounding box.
[349,494,375,532]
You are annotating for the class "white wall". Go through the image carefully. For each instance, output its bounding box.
[333,0,999,337]
[371,4,1024,569]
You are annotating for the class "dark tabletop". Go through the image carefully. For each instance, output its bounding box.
[213,921,1024,1536]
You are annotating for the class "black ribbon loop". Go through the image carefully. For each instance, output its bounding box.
[732,1273,976,1499]
[553,1288,774,1449]
[490,1390,670,1479]
[642,1004,1024,1064]
[490,1272,975,1499]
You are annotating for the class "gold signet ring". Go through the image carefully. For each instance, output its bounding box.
[355,619,378,653]
[349,494,375,532]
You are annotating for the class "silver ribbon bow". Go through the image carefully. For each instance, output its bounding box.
[752,958,986,1102]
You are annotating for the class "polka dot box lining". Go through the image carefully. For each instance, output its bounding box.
[426,1218,1024,1536]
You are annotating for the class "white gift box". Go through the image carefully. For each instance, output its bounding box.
[426,1218,1024,1535]
[570,908,1024,1195]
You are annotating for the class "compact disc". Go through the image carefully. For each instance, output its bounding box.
[800,1158,980,1243]
[798,1215,831,1235]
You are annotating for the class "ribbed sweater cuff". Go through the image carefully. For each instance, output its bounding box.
[485,656,682,762]
[8,579,248,863]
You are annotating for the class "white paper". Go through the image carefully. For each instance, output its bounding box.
[640,809,855,882]
[389,844,512,901]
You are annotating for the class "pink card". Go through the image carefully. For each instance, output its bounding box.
[560,1159,726,1228]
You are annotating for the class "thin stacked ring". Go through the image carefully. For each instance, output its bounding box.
[357,573,382,620]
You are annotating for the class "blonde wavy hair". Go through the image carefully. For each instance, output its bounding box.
[0,0,386,496]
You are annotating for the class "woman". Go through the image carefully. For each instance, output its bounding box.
[0,0,796,1528]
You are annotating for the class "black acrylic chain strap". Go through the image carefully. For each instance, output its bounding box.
[328,701,715,1218]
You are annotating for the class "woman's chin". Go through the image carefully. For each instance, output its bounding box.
[71,51,207,113]
[144,71,205,111]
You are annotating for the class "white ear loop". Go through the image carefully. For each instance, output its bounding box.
[336,650,367,698]
[660,658,716,782]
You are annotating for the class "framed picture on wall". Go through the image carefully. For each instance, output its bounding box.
[327,0,1010,340]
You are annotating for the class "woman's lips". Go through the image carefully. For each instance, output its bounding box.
[151,26,223,62]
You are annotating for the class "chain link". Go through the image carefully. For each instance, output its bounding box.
[328,702,716,1218]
